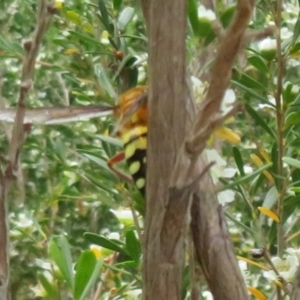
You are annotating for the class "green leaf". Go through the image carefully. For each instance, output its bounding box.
[262,186,278,209]
[292,13,300,45]
[220,5,235,28]
[114,260,138,268]
[66,11,82,26]
[188,0,201,37]
[68,31,104,48]
[94,63,117,99]
[82,170,118,187]
[113,0,122,11]
[113,54,136,81]
[283,112,300,130]
[118,7,135,31]
[98,0,111,31]
[282,157,300,169]
[231,80,269,103]
[84,233,130,257]
[38,273,61,300]
[74,250,103,300]
[96,134,123,147]
[291,187,300,193]
[221,163,272,190]
[80,152,111,171]
[245,104,276,138]
[49,236,74,289]
[225,212,257,235]
[125,230,141,263]
[289,42,300,55]
[239,73,267,91]
[248,56,269,73]
[0,36,23,55]
[233,147,245,176]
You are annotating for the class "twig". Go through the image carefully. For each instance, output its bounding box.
[243,26,275,43]
[7,0,55,176]
[56,72,70,106]
[186,0,255,159]
[92,253,118,300]
[274,0,285,258]
[264,251,291,297]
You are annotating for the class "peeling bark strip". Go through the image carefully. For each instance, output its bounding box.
[190,163,249,299]
[0,2,54,299]
[143,0,188,299]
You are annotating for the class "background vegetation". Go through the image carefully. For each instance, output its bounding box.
[1,0,300,299]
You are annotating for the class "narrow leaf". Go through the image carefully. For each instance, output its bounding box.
[247,286,267,300]
[248,56,269,73]
[49,236,74,289]
[94,63,117,99]
[293,13,300,45]
[236,256,269,270]
[113,0,122,11]
[282,157,300,169]
[262,186,278,209]
[233,147,245,176]
[239,73,267,91]
[125,230,141,263]
[245,104,276,138]
[84,233,130,257]
[188,0,201,36]
[258,206,280,223]
[98,0,111,31]
[221,163,272,190]
[118,7,135,31]
[232,80,269,103]
[38,273,61,300]
[74,250,103,300]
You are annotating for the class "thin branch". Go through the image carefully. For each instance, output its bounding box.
[92,253,118,300]
[274,0,285,258]
[186,0,254,159]
[7,0,55,176]
[243,26,275,43]
[56,72,70,106]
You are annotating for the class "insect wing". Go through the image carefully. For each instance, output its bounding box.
[113,93,147,135]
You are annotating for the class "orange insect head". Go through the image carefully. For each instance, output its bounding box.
[116,86,148,131]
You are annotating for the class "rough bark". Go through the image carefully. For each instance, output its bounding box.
[141,0,254,299]
[143,0,188,299]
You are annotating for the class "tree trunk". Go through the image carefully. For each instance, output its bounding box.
[142,0,254,298]
[143,0,188,299]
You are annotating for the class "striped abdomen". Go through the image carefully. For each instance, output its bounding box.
[115,86,148,196]
[119,125,147,196]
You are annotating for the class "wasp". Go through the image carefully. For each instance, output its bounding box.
[0,86,148,195]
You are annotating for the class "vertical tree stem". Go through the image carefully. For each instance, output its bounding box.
[274,0,284,258]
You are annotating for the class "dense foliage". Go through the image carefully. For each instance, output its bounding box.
[1,0,300,299]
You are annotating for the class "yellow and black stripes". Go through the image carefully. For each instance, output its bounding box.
[120,125,147,196]
[108,86,148,196]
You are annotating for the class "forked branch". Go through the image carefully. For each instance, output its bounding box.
[186,0,254,158]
